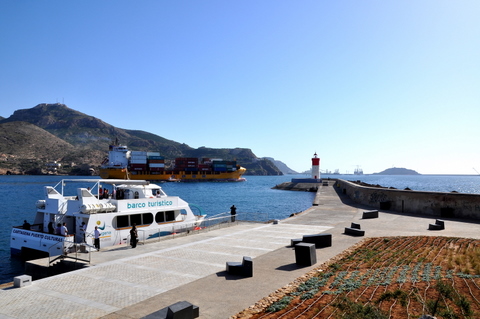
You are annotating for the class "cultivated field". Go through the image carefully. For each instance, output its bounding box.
[234,236,480,319]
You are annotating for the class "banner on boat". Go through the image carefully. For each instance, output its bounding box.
[12,229,64,242]
[118,198,178,211]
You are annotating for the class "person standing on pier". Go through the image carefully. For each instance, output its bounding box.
[130,223,138,248]
[94,226,101,251]
[230,205,237,222]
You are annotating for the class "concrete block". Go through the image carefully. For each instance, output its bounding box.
[192,305,199,318]
[226,261,243,276]
[302,233,332,248]
[344,227,365,236]
[167,301,194,319]
[435,219,445,228]
[226,256,253,277]
[242,256,253,277]
[428,223,444,230]
[14,275,32,288]
[362,210,379,219]
[429,219,445,230]
[141,301,199,319]
[295,243,316,266]
[350,222,361,229]
[290,238,302,247]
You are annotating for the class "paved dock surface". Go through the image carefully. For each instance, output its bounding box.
[1,182,479,319]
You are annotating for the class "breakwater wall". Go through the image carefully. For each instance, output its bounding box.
[334,179,480,221]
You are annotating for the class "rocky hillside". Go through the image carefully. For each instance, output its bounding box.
[373,167,420,175]
[263,157,298,174]
[0,103,282,175]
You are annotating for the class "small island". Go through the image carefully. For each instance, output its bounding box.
[373,167,420,175]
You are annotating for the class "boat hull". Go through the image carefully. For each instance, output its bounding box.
[99,167,247,181]
[10,179,207,258]
[10,228,74,257]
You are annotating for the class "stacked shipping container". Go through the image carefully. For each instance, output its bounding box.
[148,152,165,172]
[128,153,236,173]
[211,160,237,172]
[175,158,198,172]
[129,151,148,171]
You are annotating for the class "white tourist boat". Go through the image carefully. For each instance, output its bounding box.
[10,179,206,257]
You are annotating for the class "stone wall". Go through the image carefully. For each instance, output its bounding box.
[334,179,480,221]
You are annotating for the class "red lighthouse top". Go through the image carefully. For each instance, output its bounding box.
[312,152,320,166]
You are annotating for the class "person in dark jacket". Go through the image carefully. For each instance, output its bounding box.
[130,223,138,248]
[48,221,55,234]
[23,220,31,230]
[94,226,101,250]
[230,205,237,222]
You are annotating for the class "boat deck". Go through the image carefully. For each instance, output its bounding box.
[1,181,479,319]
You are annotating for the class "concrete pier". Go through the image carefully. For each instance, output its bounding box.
[1,181,479,319]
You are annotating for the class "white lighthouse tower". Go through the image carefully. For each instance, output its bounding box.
[311,152,320,180]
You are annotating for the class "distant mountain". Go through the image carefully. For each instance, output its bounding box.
[1,103,183,154]
[0,103,283,175]
[373,167,420,175]
[263,157,298,174]
[242,158,283,175]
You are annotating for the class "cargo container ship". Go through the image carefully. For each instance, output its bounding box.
[99,144,246,182]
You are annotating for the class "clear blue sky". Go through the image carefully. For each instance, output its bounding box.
[1,1,479,174]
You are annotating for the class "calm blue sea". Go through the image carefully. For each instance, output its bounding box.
[1,173,479,284]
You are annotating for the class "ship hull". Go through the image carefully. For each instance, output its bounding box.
[99,167,246,182]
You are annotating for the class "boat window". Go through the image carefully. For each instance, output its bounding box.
[155,212,165,223]
[180,209,187,215]
[134,191,139,199]
[117,215,129,228]
[143,213,153,225]
[153,188,166,196]
[131,214,142,226]
[166,211,175,221]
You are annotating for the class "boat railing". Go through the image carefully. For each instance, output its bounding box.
[13,223,43,232]
[48,239,92,267]
[134,229,146,245]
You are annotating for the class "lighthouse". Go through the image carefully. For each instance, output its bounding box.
[290,152,322,185]
[311,152,320,180]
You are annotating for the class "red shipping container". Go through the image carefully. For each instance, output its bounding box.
[148,159,165,164]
